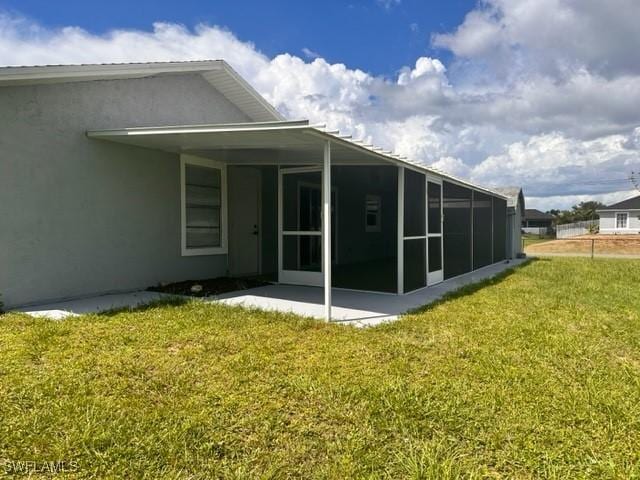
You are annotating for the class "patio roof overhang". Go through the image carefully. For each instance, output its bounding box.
[86,120,507,199]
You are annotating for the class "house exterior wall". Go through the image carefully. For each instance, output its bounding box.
[512,205,524,257]
[506,203,525,259]
[599,210,640,234]
[0,74,251,308]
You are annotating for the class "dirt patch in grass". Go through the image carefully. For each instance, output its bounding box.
[526,234,640,255]
[147,276,270,297]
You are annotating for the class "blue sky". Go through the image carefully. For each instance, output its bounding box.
[0,0,474,76]
[1,0,639,209]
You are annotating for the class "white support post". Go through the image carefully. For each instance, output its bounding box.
[323,141,332,321]
[397,167,404,295]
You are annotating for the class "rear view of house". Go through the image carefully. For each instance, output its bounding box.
[597,195,640,234]
[0,61,514,317]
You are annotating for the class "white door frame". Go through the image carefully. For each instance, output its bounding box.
[426,175,444,286]
[278,166,324,286]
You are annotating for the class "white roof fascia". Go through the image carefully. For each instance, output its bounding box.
[0,60,283,123]
[0,60,224,85]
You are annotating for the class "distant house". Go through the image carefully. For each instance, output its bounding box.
[522,209,554,233]
[494,187,525,258]
[596,195,640,234]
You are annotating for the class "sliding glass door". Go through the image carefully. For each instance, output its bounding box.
[427,177,444,285]
[278,167,324,286]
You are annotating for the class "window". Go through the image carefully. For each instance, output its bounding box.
[181,155,227,256]
[365,195,381,232]
[616,212,628,229]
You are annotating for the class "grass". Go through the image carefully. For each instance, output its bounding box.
[527,235,640,256]
[1,258,640,478]
[522,233,554,248]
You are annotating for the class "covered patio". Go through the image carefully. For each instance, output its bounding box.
[87,119,509,322]
[19,259,526,326]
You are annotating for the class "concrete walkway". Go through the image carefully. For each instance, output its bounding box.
[17,259,527,326]
[17,291,170,320]
[217,259,527,326]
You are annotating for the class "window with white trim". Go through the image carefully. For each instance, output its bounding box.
[181,155,227,256]
[616,212,628,229]
[365,195,381,232]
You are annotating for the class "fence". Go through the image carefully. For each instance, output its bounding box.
[522,227,550,235]
[525,236,640,258]
[556,220,599,239]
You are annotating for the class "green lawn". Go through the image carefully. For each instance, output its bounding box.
[523,233,555,248]
[2,258,640,479]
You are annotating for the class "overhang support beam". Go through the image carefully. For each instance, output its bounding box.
[397,167,405,294]
[323,140,332,321]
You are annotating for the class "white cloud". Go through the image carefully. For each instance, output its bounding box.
[471,132,639,199]
[301,47,320,60]
[433,0,640,79]
[377,0,401,10]
[527,190,638,211]
[1,4,639,211]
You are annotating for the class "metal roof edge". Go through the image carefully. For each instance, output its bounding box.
[87,118,507,199]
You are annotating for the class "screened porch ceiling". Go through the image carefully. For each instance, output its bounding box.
[86,120,506,199]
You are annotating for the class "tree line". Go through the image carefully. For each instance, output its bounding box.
[547,201,606,225]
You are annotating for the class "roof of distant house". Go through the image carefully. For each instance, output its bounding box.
[524,209,554,220]
[597,194,640,210]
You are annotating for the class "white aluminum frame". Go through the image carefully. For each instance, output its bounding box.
[323,141,332,321]
[397,167,405,294]
[278,166,324,287]
[180,154,228,256]
[426,175,444,286]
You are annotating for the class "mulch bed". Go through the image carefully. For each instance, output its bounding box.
[148,277,270,298]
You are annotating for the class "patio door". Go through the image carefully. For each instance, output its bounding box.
[427,177,444,285]
[279,167,324,286]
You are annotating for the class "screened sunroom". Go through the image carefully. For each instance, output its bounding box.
[88,120,509,320]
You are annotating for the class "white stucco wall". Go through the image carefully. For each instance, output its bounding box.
[0,73,251,307]
[599,211,640,234]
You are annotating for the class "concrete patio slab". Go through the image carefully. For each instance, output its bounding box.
[16,259,527,326]
[17,291,171,320]
[217,259,528,327]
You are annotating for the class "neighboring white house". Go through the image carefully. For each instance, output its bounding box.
[0,61,512,318]
[597,195,640,234]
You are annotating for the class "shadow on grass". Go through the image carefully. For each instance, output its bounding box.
[96,296,191,317]
[407,258,536,316]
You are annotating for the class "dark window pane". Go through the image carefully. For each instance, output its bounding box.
[283,235,321,272]
[473,191,493,269]
[493,197,507,261]
[443,181,472,279]
[283,171,322,232]
[428,237,442,273]
[365,195,381,232]
[185,164,222,249]
[428,182,442,234]
[404,169,426,237]
[404,239,426,292]
[186,228,220,248]
[186,164,220,188]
